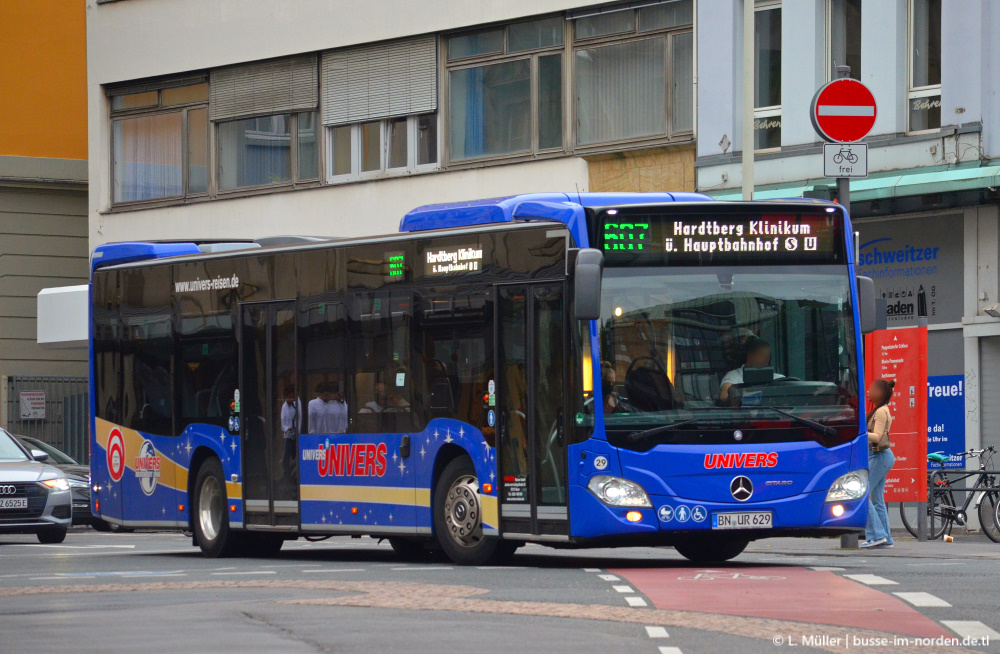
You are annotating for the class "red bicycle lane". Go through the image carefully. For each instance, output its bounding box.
[610,566,951,639]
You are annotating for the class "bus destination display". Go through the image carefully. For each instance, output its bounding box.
[384,250,406,282]
[600,211,843,264]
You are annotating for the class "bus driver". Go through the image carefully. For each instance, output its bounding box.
[719,337,784,402]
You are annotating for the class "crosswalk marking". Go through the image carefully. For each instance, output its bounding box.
[844,573,897,586]
[892,592,951,607]
[808,566,846,571]
[598,574,620,581]
[942,621,1000,640]
[625,596,648,607]
[658,647,683,654]
[613,585,634,593]
[645,626,669,638]
[583,568,601,572]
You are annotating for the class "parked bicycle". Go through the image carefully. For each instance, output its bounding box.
[899,446,1000,542]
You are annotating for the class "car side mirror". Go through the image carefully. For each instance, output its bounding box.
[857,276,877,334]
[572,248,604,321]
[31,449,49,462]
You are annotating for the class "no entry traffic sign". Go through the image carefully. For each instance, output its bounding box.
[810,78,877,143]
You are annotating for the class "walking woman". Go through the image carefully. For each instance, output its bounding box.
[861,378,896,549]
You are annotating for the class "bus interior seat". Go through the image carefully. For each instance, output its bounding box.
[624,362,675,412]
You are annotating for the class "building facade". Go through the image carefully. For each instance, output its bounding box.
[86,0,697,247]
[0,0,89,434]
[695,0,1000,456]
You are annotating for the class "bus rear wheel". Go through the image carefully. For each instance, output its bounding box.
[434,457,515,566]
[193,457,241,558]
[673,536,748,563]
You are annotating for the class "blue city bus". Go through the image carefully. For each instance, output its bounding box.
[89,193,876,563]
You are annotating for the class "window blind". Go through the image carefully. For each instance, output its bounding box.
[210,54,318,122]
[322,36,437,126]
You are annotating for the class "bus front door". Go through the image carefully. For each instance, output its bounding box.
[240,301,300,529]
[496,283,569,539]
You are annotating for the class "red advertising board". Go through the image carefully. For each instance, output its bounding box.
[864,327,928,503]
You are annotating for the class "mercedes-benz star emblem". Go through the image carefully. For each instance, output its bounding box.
[730,476,753,502]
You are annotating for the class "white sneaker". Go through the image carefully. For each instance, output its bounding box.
[859,537,887,549]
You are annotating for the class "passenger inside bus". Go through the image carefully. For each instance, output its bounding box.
[719,336,785,402]
[601,361,620,414]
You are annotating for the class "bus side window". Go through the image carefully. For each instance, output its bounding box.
[299,298,348,435]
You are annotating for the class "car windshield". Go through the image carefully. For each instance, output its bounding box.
[20,438,77,465]
[0,429,30,462]
[591,265,860,445]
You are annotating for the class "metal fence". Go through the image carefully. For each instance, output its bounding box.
[1,375,89,464]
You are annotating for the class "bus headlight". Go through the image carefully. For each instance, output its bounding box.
[587,475,652,508]
[825,469,868,502]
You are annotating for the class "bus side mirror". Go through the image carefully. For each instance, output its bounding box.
[857,276,877,334]
[573,248,604,321]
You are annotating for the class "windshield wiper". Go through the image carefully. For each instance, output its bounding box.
[627,418,701,444]
[750,406,837,438]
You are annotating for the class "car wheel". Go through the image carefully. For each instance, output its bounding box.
[673,536,748,562]
[433,457,515,566]
[37,527,68,544]
[192,457,241,557]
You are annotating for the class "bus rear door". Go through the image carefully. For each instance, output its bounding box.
[496,282,569,539]
[240,301,300,530]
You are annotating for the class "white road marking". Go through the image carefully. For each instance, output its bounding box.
[30,576,94,581]
[613,585,634,593]
[808,566,846,571]
[598,574,619,581]
[305,568,365,573]
[476,566,527,570]
[645,626,669,638]
[583,568,601,572]
[844,574,897,586]
[210,571,276,576]
[625,596,647,607]
[942,621,1000,640]
[120,573,187,578]
[658,648,683,654]
[389,567,453,571]
[893,592,952,607]
[5,544,136,549]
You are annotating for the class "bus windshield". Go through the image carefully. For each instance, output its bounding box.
[594,265,859,447]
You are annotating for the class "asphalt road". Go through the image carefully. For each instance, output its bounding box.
[1,529,998,654]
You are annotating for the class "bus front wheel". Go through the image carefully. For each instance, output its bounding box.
[193,457,241,558]
[673,536,748,563]
[433,457,515,565]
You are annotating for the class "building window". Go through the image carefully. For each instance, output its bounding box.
[217,112,318,191]
[322,36,439,182]
[447,17,565,161]
[109,81,209,204]
[753,2,782,151]
[329,114,438,181]
[908,0,941,132]
[571,0,693,147]
[828,0,861,79]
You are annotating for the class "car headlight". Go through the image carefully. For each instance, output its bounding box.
[68,479,89,489]
[587,475,652,508]
[825,469,868,502]
[42,478,71,491]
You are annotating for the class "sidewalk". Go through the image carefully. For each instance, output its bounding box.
[746,530,1000,559]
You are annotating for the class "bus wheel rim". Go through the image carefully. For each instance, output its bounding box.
[199,476,223,542]
[444,474,481,548]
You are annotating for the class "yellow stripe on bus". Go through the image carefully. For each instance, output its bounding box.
[301,484,431,507]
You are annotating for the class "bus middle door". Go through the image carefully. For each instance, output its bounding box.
[496,282,569,539]
[240,301,300,530]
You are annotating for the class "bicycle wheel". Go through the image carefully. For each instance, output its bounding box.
[900,481,953,540]
[978,489,1000,543]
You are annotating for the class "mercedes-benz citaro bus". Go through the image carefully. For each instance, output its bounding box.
[88,193,878,564]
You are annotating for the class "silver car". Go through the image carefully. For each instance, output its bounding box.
[0,427,72,543]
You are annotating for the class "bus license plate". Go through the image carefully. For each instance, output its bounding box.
[712,511,772,529]
[0,498,27,510]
